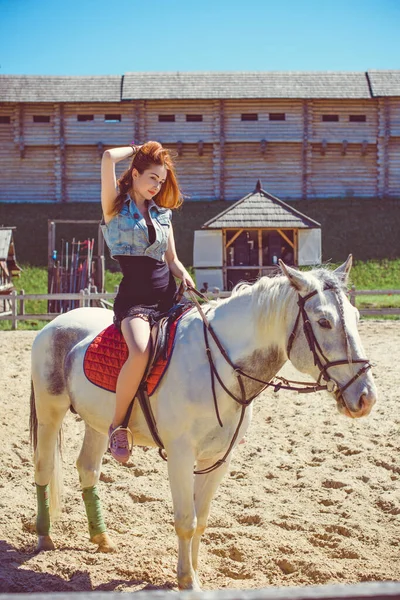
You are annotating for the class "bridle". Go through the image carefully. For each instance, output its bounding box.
[184,285,372,474]
[287,286,372,398]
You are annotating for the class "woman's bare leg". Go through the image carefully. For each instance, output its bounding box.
[112,316,151,427]
[109,316,151,462]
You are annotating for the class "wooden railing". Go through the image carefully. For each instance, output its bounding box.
[0,287,399,330]
[0,289,116,330]
[349,286,400,316]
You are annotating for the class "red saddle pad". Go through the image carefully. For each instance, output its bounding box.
[83,313,185,396]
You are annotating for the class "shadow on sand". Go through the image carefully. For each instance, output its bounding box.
[0,540,174,593]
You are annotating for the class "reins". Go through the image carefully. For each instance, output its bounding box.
[184,283,372,474]
[140,283,372,475]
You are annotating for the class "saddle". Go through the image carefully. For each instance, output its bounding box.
[84,303,190,397]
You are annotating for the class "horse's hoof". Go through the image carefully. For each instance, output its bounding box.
[91,532,116,553]
[178,575,202,591]
[36,535,55,552]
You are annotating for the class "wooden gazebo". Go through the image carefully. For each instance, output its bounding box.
[193,181,321,291]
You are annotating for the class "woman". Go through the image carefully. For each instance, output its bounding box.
[101,141,194,463]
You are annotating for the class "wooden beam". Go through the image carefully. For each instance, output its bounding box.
[60,103,66,203]
[134,101,140,144]
[226,229,244,249]
[18,104,25,159]
[219,100,225,201]
[222,229,227,290]
[302,99,309,199]
[258,229,263,267]
[277,229,294,249]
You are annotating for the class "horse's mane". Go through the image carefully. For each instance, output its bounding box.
[228,266,351,358]
[230,265,347,302]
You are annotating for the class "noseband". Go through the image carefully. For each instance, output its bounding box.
[287,287,372,398]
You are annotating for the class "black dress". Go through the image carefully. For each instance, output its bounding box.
[113,224,177,330]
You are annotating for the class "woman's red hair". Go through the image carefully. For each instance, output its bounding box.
[113,141,182,215]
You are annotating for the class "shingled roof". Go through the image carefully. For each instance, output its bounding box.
[0,75,122,102]
[202,181,321,230]
[367,70,400,97]
[2,71,398,102]
[122,71,371,99]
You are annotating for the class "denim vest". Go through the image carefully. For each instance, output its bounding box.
[101,196,172,261]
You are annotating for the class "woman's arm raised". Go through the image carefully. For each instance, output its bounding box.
[101,146,134,222]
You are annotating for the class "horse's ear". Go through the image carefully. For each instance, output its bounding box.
[279,260,309,292]
[333,254,353,286]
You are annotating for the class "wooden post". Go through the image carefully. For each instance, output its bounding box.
[222,229,227,291]
[219,100,225,201]
[98,255,105,293]
[350,285,356,307]
[60,103,66,203]
[11,290,17,330]
[134,101,141,143]
[19,289,25,316]
[48,221,56,271]
[79,289,85,308]
[258,229,263,277]
[294,229,298,266]
[302,100,309,200]
[18,104,25,158]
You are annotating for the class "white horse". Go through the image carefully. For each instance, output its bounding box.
[29,257,377,590]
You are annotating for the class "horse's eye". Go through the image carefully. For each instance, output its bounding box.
[318,318,332,329]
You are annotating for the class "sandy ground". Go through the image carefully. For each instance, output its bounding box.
[0,321,399,593]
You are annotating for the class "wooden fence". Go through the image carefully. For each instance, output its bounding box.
[0,288,399,330]
[349,286,400,316]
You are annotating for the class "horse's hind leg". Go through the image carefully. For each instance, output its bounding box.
[76,424,115,553]
[33,390,69,552]
[192,457,232,587]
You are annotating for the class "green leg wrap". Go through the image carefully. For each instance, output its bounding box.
[36,484,50,536]
[82,486,106,538]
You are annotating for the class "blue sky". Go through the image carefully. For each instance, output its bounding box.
[0,0,399,75]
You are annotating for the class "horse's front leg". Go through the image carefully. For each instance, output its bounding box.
[76,424,116,553]
[192,456,232,586]
[166,440,199,591]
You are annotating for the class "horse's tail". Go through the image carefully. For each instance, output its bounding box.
[29,379,38,450]
[29,379,63,522]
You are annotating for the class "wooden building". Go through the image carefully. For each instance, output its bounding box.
[0,71,399,203]
[193,180,321,290]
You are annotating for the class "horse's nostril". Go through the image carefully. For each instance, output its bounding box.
[359,395,366,411]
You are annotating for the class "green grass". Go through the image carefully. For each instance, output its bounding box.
[1,260,398,330]
[350,259,400,313]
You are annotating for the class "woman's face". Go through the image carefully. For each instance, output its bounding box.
[132,164,167,202]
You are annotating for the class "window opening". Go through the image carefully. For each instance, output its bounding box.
[269,113,286,121]
[158,115,175,122]
[349,115,366,122]
[186,114,203,122]
[77,114,94,122]
[104,114,121,122]
[241,113,258,121]
[0,116,10,124]
[33,115,50,123]
[322,115,339,122]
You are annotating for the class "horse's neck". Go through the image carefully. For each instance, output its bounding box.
[209,278,295,365]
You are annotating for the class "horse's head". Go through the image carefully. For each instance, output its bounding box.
[279,255,377,419]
